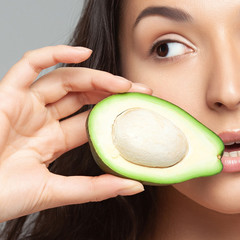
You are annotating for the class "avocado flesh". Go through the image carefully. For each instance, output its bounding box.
[87,93,224,185]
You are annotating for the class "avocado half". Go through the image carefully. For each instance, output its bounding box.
[87,92,224,185]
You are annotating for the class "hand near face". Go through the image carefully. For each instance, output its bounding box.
[0,45,151,223]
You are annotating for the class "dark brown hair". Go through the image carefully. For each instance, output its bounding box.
[0,1,165,239]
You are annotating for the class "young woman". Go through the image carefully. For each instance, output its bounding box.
[1,0,240,239]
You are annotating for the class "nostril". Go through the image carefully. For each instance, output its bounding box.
[215,102,223,108]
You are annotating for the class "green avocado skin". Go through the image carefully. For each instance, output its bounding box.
[87,92,224,186]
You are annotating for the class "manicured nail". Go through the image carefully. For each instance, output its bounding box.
[130,83,153,94]
[74,46,92,53]
[112,76,132,92]
[117,181,144,196]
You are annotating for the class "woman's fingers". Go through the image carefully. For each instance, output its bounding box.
[30,67,132,105]
[47,82,153,120]
[2,45,92,89]
[45,174,144,208]
[47,91,110,120]
[59,111,90,151]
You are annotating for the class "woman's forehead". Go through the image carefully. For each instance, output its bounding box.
[120,0,240,27]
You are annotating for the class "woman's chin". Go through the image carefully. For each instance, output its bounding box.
[172,172,240,214]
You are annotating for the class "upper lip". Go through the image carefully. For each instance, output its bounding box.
[218,130,240,145]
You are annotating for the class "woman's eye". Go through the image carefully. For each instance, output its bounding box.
[151,41,192,59]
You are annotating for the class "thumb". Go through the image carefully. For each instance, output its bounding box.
[42,173,144,209]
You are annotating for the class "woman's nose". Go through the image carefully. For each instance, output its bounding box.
[206,37,240,111]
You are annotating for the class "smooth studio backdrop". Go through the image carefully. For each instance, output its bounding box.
[0,0,84,79]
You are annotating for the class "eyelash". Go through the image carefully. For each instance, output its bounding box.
[149,39,192,62]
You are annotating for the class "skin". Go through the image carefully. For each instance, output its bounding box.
[0,45,152,223]
[119,0,240,239]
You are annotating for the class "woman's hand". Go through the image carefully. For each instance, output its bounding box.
[0,45,152,223]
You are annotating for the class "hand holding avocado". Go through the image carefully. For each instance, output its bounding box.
[0,45,151,223]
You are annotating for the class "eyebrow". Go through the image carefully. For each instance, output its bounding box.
[133,6,193,28]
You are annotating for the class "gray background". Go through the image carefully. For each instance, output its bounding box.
[0,0,84,79]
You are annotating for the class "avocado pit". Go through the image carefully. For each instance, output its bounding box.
[112,108,189,168]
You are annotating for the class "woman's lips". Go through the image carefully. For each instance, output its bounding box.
[218,130,240,173]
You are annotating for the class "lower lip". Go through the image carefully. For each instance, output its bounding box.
[221,154,240,172]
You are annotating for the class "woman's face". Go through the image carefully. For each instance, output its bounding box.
[119,0,240,214]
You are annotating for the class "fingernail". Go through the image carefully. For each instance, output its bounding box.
[113,76,132,92]
[117,181,144,196]
[130,83,152,94]
[74,46,92,54]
